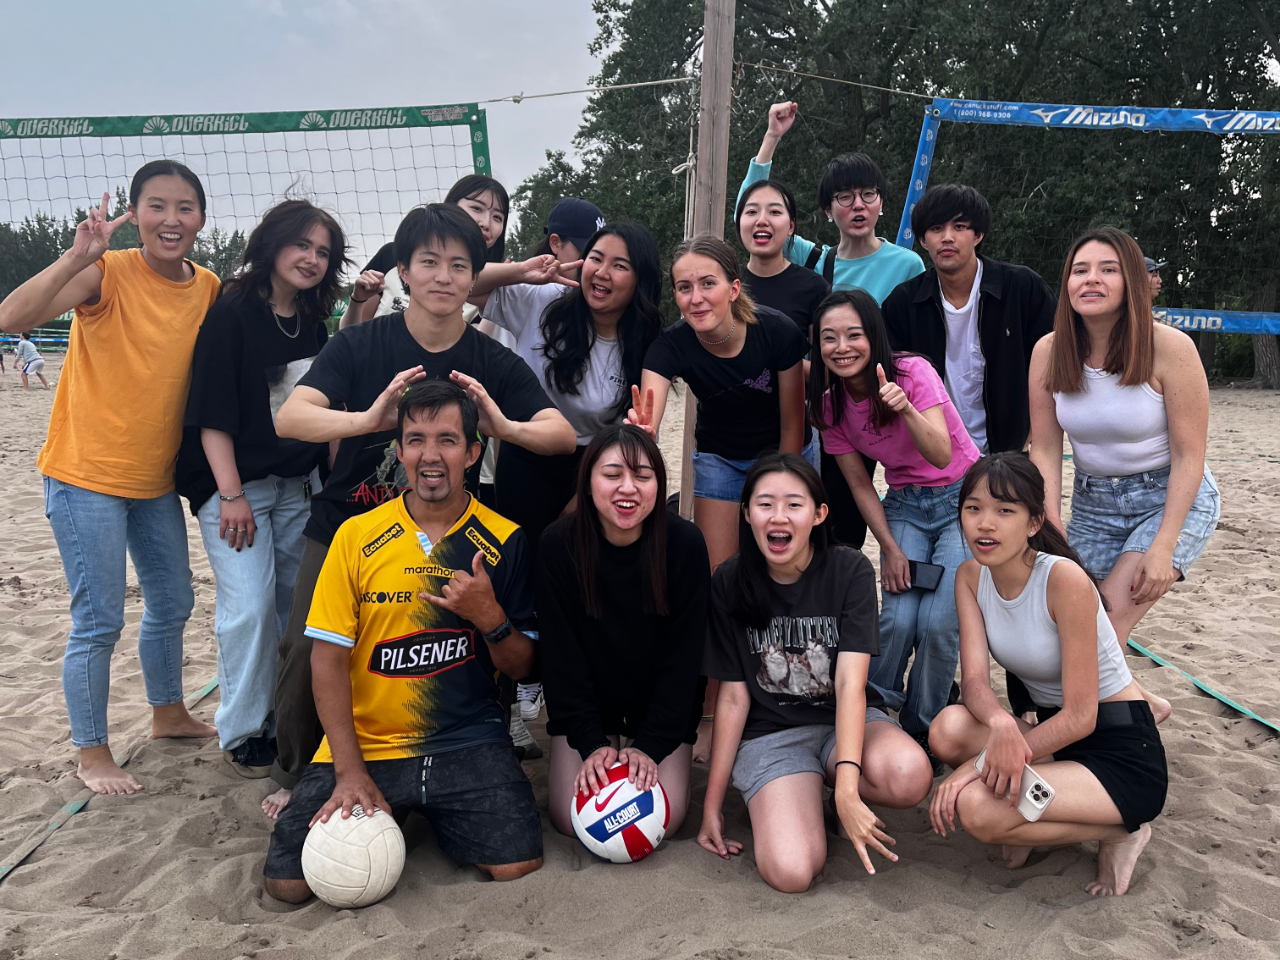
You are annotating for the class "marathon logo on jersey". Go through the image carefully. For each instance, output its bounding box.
[403,563,455,578]
[363,522,406,557]
[368,628,475,678]
[466,528,501,566]
[359,588,417,605]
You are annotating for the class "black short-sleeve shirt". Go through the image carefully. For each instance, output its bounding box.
[739,263,830,339]
[298,312,556,545]
[177,291,329,514]
[703,545,882,739]
[642,305,808,461]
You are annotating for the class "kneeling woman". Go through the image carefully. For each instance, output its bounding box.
[929,454,1167,897]
[539,424,710,837]
[699,454,932,892]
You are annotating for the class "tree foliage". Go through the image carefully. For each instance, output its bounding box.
[511,0,1280,380]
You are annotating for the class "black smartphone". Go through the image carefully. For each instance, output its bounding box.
[908,560,945,591]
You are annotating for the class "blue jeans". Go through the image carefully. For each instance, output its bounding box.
[197,475,312,751]
[43,476,194,748]
[868,479,971,737]
[692,436,821,502]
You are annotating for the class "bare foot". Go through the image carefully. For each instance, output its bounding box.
[1001,844,1032,869]
[1086,823,1151,896]
[692,720,713,765]
[1147,691,1172,725]
[78,746,144,796]
[151,702,217,740]
[263,787,292,820]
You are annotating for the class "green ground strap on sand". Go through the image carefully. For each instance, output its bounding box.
[1126,639,1280,734]
[0,677,219,884]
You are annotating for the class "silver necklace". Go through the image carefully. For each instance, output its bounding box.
[696,315,737,346]
[273,307,301,339]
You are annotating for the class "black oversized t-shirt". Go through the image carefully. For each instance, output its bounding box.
[642,306,808,460]
[298,312,556,545]
[739,263,830,339]
[177,291,329,514]
[704,545,882,740]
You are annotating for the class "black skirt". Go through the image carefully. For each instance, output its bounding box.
[1035,699,1168,833]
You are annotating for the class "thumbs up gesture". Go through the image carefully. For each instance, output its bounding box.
[877,363,911,415]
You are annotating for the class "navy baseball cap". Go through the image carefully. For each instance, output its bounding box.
[545,197,606,251]
[1144,256,1167,273]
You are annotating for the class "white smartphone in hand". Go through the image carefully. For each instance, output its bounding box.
[974,748,1056,822]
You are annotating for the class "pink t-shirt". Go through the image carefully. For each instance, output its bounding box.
[820,354,980,489]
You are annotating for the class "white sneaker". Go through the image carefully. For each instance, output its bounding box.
[509,705,543,760]
[516,682,544,721]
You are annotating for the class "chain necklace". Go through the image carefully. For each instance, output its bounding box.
[696,315,737,346]
[272,307,301,340]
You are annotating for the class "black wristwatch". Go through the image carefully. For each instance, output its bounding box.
[481,618,513,644]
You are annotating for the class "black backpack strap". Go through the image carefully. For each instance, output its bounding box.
[822,247,836,286]
[803,245,822,271]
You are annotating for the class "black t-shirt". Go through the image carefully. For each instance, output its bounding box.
[704,545,882,740]
[537,514,710,763]
[177,291,329,514]
[364,242,396,275]
[643,305,808,460]
[298,313,556,545]
[739,263,830,339]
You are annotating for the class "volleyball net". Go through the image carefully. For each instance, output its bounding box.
[895,97,1280,336]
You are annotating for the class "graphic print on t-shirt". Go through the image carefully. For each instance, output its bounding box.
[747,615,840,703]
[346,439,408,511]
[744,368,773,392]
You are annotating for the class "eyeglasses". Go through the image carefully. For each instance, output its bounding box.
[832,189,881,207]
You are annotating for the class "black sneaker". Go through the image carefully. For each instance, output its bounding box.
[912,731,945,778]
[224,734,276,779]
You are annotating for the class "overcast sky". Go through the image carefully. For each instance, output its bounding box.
[0,0,602,260]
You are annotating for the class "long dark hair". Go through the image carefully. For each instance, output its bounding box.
[731,453,831,628]
[445,174,509,263]
[129,159,206,214]
[808,288,901,431]
[539,222,663,421]
[222,199,350,326]
[734,178,798,247]
[958,453,1108,610]
[572,424,669,618]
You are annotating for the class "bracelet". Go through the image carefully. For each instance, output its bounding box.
[700,714,715,723]
[351,295,370,303]
[835,760,863,775]
[219,491,245,502]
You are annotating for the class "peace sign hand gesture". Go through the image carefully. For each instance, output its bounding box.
[519,254,582,288]
[72,192,133,263]
[877,364,912,415]
[625,384,657,439]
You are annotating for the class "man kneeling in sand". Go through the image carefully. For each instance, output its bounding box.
[264,381,543,902]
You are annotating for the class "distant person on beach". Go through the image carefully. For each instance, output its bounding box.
[0,161,220,795]
[15,332,50,390]
[698,454,932,892]
[263,203,574,818]
[1145,256,1165,305]
[263,380,543,903]
[929,454,1168,897]
[538,424,709,838]
[175,200,350,780]
[1029,226,1219,725]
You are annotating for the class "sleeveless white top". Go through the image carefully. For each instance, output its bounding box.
[1053,366,1169,476]
[978,553,1132,708]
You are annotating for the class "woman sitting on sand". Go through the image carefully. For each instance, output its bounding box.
[698,453,932,892]
[538,424,709,839]
[1028,226,1219,724]
[929,453,1168,897]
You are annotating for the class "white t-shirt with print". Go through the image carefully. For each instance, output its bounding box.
[940,258,988,453]
[485,283,626,445]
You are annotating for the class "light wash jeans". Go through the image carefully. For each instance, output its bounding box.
[868,479,971,737]
[43,476,194,748]
[197,474,311,752]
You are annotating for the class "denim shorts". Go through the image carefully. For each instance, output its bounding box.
[692,436,820,503]
[264,742,543,879]
[730,712,897,803]
[1067,465,1220,581]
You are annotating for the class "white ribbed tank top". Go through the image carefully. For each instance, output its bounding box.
[978,553,1131,708]
[1053,366,1169,476]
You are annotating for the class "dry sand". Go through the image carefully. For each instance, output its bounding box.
[1,362,1278,959]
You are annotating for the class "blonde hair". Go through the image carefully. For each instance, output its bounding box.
[669,234,758,326]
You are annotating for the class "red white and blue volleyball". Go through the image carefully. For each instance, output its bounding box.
[570,762,669,863]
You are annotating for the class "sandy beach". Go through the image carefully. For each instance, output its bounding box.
[1,360,1277,960]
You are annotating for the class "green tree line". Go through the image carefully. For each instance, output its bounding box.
[509,0,1280,385]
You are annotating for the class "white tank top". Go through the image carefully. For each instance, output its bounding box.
[977,553,1132,708]
[1053,366,1169,476]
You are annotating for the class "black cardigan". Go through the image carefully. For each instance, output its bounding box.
[536,513,710,763]
[881,255,1056,454]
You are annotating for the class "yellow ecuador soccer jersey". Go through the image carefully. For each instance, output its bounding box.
[305,493,532,762]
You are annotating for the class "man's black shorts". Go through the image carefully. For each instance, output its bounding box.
[264,742,542,880]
